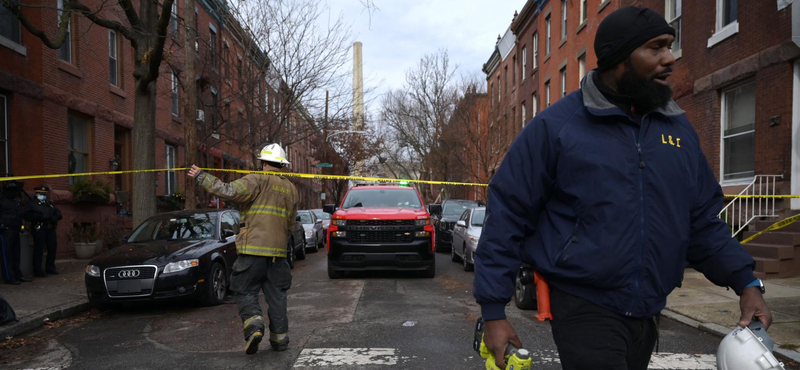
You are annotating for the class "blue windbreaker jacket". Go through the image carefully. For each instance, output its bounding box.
[474,71,756,320]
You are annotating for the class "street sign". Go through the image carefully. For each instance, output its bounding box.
[316,163,333,168]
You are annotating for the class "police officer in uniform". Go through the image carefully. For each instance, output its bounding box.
[188,143,298,355]
[1,181,29,284]
[23,185,62,277]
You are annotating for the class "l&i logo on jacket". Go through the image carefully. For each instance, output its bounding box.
[662,134,681,148]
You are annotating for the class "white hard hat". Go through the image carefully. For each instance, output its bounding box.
[717,321,785,370]
[256,143,291,165]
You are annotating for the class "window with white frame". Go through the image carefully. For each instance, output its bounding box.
[532,93,538,117]
[545,82,551,107]
[561,0,567,40]
[717,0,737,30]
[109,30,118,86]
[170,2,178,34]
[546,17,551,55]
[721,82,755,182]
[666,0,681,53]
[512,56,517,85]
[522,47,527,80]
[171,72,179,116]
[57,0,71,63]
[532,33,538,69]
[560,68,567,97]
[166,144,177,195]
[578,54,586,83]
[0,0,21,44]
[490,83,494,108]
[580,0,587,24]
[67,113,90,185]
[0,94,8,176]
[497,76,501,101]
[521,102,526,127]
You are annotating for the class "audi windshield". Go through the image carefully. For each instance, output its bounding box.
[443,201,480,217]
[342,189,423,209]
[128,214,218,242]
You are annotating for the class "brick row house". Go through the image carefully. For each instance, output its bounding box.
[478,0,800,277]
[0,0,324,257]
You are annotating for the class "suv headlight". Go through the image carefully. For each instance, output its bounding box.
[163,259,199,274]
[86,265,101,277]
[414,219,430,226]
[305,229,314,237]
[332,219,346,226]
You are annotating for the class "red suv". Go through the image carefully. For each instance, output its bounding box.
[323,184,441,279]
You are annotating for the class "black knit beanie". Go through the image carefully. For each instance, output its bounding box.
[594,6,676,72]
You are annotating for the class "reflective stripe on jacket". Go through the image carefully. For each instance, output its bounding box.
[197,172,298,257]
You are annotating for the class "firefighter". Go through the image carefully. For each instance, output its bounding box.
[188,143,298,355]
[1,181,28,284]
[23,185,62,277]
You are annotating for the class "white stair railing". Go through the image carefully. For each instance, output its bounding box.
[719,175,783,237]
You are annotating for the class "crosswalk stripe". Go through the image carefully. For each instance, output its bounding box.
[293,348,412,368]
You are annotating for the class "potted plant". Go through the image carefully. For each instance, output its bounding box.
[71,178,112,204]
[101,220,125,251]
[70,223,100,259]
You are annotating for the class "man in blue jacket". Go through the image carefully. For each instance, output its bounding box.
[474,7,772,370]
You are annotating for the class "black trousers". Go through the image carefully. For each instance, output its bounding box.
[32,227,58,274]
[0,229,22,281]
[549,288,657,370]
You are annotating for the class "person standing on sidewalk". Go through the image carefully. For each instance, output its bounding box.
[23,185,62,277]
[188,143,298,355]
[473,7,772,370]
[1,181,29,284]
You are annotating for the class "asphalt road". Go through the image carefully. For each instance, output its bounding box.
[2,249,797,370]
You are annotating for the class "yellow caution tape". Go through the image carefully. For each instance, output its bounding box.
[0,168,489,187]
[740,213,800,244]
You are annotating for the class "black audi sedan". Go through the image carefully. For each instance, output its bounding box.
[84,209,240,306]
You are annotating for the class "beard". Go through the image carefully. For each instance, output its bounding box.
[617,59,673,112]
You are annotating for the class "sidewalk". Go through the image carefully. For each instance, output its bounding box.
[0,259,90,340]
[664,269,800,363]
[0,262,799,364]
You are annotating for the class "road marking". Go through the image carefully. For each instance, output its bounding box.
[292,348,413,367]
[402,321,417,327]
[507,350,717,369]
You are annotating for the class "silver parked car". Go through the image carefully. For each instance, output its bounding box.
[298,210,325,253]
[450,206,485,272]
[311,209,331,238]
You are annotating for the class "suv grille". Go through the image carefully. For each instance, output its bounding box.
[348,231,415,243]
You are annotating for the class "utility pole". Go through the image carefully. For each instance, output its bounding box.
[183,0,198,209]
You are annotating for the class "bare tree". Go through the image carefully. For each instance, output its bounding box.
[4,0,176,226]
[379,50,459,200]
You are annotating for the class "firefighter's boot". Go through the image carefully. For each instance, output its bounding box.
[270,332,290,351]
[243,315,264,355]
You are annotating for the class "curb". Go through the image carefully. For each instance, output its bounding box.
[662,308,800,364]
[0,299,92,342]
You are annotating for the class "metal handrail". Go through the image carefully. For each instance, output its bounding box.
[719,175,783,237]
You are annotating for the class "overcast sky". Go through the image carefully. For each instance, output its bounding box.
[324,0,521,106]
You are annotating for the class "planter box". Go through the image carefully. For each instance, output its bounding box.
[74,242,96,259]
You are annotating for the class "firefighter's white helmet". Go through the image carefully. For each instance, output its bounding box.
[256,143,290,165]
[717,321,785,370]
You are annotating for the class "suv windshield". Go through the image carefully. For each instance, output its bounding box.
[471,209,486,226]
[342,189,422,209]
[298,212,314,224]
[128,213,218,242]
[443,201,479,217]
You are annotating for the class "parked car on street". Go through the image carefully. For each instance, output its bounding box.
[450,206,484,272]
[298,210,325,253]
[84,209,240,306]
[432,199,482,252]
[287,215,306,269]
[324,183,441,279]
[311,208,331,235]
